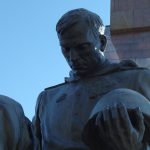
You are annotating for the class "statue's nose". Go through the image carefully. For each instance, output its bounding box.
[70,48,79,61]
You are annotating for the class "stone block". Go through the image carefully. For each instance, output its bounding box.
[133,8,150,28]
[111,0,150,30]
[111,10,133,30]
[133,0,150,9]
[110,0,150,68]
[118,0,134,11]
[111,0,150,12]
[112,31,150,59]
[111,0,119,12]
[104,51,119,60]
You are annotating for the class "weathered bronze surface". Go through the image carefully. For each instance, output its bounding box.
[33,8,150,150]
[0,95,34,150]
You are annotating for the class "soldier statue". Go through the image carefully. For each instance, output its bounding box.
[33,8,150,150]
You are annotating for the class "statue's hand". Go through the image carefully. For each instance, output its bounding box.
[95,103,145,150]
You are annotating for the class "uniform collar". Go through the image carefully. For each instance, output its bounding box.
[65,60,139,83]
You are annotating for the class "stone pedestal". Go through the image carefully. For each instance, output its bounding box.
[110,0,150,68]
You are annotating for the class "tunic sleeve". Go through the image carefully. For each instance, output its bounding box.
[32,91,45,150]
[0,95,34,150]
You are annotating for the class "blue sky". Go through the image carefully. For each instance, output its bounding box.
[0,0,110,120]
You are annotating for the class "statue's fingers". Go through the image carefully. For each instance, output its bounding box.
[109,105,123,146]
[95,111,105,136]
[117,103,132,132]
[111,104,119,119]
[102,106,112,135]
[110,104,120,130]
[134,107,145,141]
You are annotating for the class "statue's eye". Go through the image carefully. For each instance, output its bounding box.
[76,43,91,54]
[77,43,90,50]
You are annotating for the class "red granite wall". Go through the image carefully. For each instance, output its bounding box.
[110,0,150,68]
[112,31,150,59]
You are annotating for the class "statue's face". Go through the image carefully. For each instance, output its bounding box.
[58,21,105,76]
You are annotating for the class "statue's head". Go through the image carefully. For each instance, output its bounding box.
[56,8,107,77]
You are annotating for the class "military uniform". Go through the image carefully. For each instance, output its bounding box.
[33,61,150,150]
[0,95,34,150]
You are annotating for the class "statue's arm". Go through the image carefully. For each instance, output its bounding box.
[0,95,34,150]
[32,92,44,150]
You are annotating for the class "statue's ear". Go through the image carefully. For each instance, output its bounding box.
[99,35,107,52]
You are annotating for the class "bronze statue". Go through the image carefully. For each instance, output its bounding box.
[32,8,150,150]
[0,95,34,150]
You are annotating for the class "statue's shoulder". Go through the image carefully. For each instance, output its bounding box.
[36,82,68,109]
[131,66,150,73]
[117,60,150,73]
[0,95,23,111]
[44,82,68,91]
[125,66,150,78]
[137,67,150,77]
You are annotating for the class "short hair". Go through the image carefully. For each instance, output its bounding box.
[56,8,104,37]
